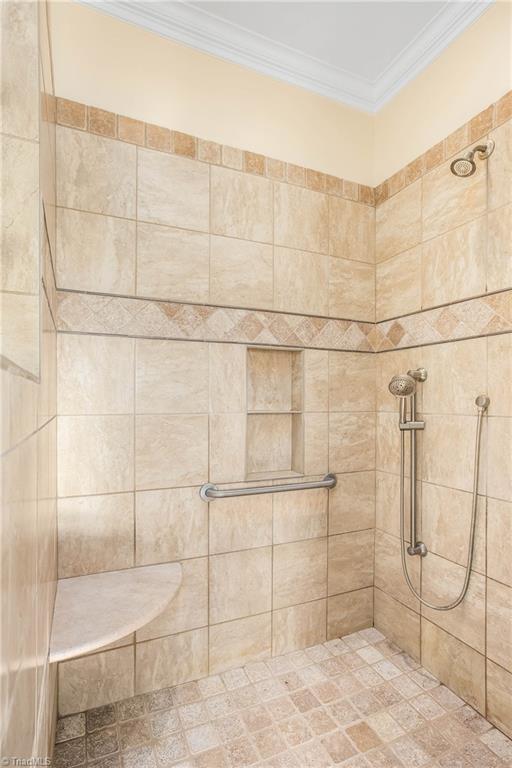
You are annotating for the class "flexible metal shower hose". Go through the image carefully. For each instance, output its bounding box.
[399,405,486,611]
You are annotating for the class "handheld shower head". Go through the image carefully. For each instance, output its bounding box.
[388,373,416,398]
[450,140,495,177]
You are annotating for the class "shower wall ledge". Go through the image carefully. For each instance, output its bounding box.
[49,563,182,663]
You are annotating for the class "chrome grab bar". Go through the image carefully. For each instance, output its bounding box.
[199,473,337,502]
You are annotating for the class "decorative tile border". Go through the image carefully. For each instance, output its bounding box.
[375,90,512,205]
[56,289,512,352]
[55,97,375,205]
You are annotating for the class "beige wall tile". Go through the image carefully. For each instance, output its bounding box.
[209,614,272,674]
[58,646,134,716]
[329,413,375,473]
[247,348,302,412]
[422,415,485,494]
[376,181,421,263]
[327,588,373,639]
[272,599,326,655]
[488,334,512,416]
[209,493,273,554]
[375,411,402,475]
[376,348,426,414]
[487,203,512,292]
[246,414,294,477]
[137,557,208,641]
[135,414,208,490]
[374,531,420,612]
[421,337,487,416]
[375,471,407,539]
[209,547,272,623]
[274,182,328,254]
[56,208,136,294]
[138,148,209,231]
[304,412,328,475]
[56,126,136,218]
[58,334,134,415]
[210,235,273,309]
[422,218,487,307]
[1,292,39,376]
[422,554,485,653]
[135,486,208,565]
[328,530,374,595]
[210,413,246,483]
[373,588,420,660]
[487,417,512,501]
[487,578,512,673]
[421,483,486,574]
[58,492,133,577]
[274,247,329,316]
[135,339,208,414]
[135,628,208,694]
[58,415,133,497]
[486,659,512,739]
[422,157,487,240]
[211,166,272,243]
[329,352,376,412]
[376,246,422,321]
[273,488,327,544]
[489,120,512,210]
[329,471,375,535]
[487,498,512,586]
[210,343,246,413]
[329,198,375,263]
[329,258,375,322]
[136,222,209,302]
[273,538,327,609]
[304,350,328,411]
[421,620,486,713]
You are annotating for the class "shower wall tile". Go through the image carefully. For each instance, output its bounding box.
[327,530,374,595]
[329,257,375,322]
[274,247,329,316]
[488,119,512,210]
[373,588,421,660]
[56,208,136,295]
[374,531,420,613]
[421,414,485,494]
[209,343,246,413]
[274,182,328,253]
[210,236,274,309]
[56,126,136,217]
[420,620,486,714]
[376,245,422,321]
[375,181,421,263]
[487,660,512,739]
[137,148,209,231]
[487,498,512,587]
[421,337,488,416]
[329,412,375,473]
[209,613,272,673]
[487,417,512,501]
[329,197,375,263]
[327,587,373,639]
[272,598,327,655]
[273,488,327,544]
[57,492,133,577]
[211,166,273,242]
[303,350,328,411]
[135,628,208,694]
[273,537,327,609]
[209,413,246,483]
[209,547,272,624]
[209,494,273,553]
[58,646,134,716]
[136,222,209,303]
[328,470,375,535]
[303,412,329,474]
[329,351,376,412]
[487,203,512,293]
[375,411,401,475]
[486,578,512,672]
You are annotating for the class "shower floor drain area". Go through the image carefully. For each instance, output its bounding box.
[54,629,512,768]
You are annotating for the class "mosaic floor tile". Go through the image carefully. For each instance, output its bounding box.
[54,630,512,767]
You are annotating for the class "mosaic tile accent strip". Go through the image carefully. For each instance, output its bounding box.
[55,97,375,206]
[53,627,512,767]
[375,90,512,206]
[56,289,512,352]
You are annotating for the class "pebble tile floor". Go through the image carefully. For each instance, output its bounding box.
[54,628,512,768]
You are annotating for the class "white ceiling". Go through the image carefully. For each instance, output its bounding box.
[82,0,493,112]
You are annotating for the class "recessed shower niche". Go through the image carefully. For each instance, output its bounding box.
[246,347,304,479]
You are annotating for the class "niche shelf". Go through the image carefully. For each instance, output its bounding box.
[49,563,182,663]
[245,347,304,480]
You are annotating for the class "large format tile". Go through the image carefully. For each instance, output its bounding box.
[210,236,273,309]
[328,530,374,595]
[211,166,272,242]
[422,414,485,494]
[329,258,375,321]
[327,588,373,639]
[209,413,246,483]
[421,337,487,416]
[487,203,512,292]
[209,547,272,623]
[373,588,420,659]
[329,470,375,535]
[376,246,421,321]
[272,599,326,655]
[487,498,512,586]
[374,531,420,612]
[376,181,421,262]
[273,538,327,609]
[57,126,136,217]
[329,197,375,263]
[486,578,512,672]
[56,208,136,295]
[487,417,512,501]
[274,247,329,316]
[138,148,209,231]
[273,488,327,544]
[136,222,209,302]
[486,660,512,738]
[329,352,375,412]
[58,646,134,716]
[135,628,208,694]
[274,183,328,254]
[209,493,273,553]
[304,350,328,412]
[489,119,512,210]
[488,334,512,416]
[209,614,272,673]
[329,413,375,473]
[209,343,246,413]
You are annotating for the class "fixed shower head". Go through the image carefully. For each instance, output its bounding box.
[388,373,416,398]
[450,140,495,177]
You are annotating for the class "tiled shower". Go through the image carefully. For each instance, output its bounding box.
[1,1,511,764]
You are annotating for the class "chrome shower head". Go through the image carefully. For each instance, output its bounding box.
[388,373,416,398]
[450,140,495,177]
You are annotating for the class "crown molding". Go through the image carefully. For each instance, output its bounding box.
[80,0,494,113]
